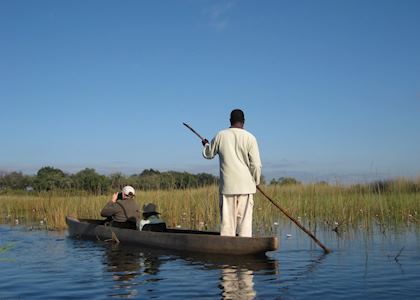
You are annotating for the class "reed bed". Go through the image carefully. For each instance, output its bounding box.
[0,183,419,233]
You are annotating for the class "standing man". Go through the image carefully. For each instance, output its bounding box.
[202,109,262,237]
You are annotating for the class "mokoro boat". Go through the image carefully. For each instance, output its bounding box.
[66,216,279,255]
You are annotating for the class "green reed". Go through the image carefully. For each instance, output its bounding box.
[0,181,419,233]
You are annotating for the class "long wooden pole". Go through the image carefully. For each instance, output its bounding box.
[257,186,332,254]
[183,122,206,142]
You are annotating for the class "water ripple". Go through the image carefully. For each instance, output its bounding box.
[0,224,419,299]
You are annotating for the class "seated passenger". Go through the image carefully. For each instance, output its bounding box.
[100,185,140,229]
[138,203,166,232]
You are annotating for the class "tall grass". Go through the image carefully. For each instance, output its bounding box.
[1,181,419,233]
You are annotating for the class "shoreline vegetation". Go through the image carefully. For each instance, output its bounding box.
[1,177,419,233]
[0,167,220,193]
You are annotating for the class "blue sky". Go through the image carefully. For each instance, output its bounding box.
[1,0,419,182]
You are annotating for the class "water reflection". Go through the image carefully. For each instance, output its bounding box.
[100,242,278,299]
[103,244,163,298]
[216,256,278,299]
[220,267,256,299]
[180,253,278,299]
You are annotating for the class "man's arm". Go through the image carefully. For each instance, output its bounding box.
[100,193,120,217]
[248,138,262,185]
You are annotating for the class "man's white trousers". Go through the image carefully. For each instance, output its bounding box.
[220,194,253,237]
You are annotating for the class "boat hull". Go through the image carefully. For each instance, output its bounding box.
[66,216,279,255]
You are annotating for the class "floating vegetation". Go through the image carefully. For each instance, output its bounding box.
[0,243,15,254]
[0,242,15,262]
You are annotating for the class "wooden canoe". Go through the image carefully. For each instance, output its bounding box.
[66,216,279,255]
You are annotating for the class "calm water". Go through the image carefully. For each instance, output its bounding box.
[0,223,419,299]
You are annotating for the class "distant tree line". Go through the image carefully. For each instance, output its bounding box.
[0,168,317,194]
[2,168,418,195]
[0,167,219,194]
[269,177,302,186]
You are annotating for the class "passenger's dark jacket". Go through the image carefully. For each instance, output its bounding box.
[100,199,140,225]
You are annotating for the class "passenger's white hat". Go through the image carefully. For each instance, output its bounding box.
[122,185,135,196]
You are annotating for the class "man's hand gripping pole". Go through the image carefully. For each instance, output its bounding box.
[183,123,209,146]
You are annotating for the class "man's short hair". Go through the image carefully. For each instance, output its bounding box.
[230,109,245,125]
